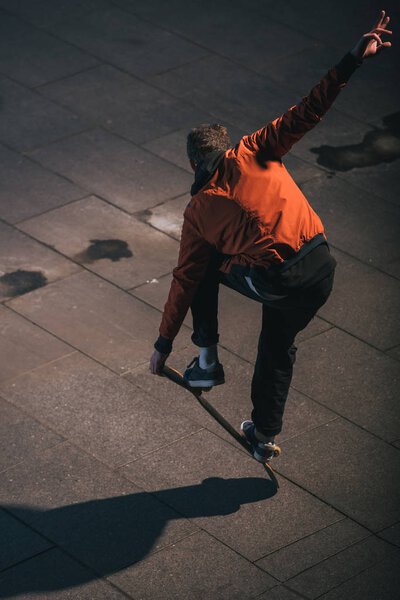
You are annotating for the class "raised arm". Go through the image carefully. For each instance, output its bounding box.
[242,9,392,159]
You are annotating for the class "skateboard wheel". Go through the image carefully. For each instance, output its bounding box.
[273,445,281,457]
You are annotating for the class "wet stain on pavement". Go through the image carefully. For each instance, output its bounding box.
[0,269,47,298]
[135,209,152,224]
[310,111,400,171]
[75,239,133,264]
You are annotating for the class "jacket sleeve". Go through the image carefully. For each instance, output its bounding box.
[242,52,363,158]
[155,204,214,351]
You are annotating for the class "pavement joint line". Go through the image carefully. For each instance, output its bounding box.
[13,195,96,227]
[20,125,97,156]
[115,428,205,468]
[0,545,56,576]
[289,381,398,448]
[0,504,135,600]
[272,415,340,446]
[0,438,67,477]
[383,343,400,352]
[0,346,78,388]
[273,532,384,586]
[0,142,91,212]
[254,514,350,564]
[308,311,399,355]
[253,583,310,600]
[292,150,400,212]
[310,547,400,600]
[32,62,102,91]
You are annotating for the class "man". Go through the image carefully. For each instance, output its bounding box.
[150,11,392,463]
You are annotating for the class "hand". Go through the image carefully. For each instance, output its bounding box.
[351,9,392,61]
[149,349,169,375]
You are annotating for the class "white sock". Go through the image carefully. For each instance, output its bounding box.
[199,344,218,370]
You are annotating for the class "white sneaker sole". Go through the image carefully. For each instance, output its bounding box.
[186,378,225,387]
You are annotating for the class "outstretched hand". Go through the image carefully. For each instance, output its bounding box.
[351,9,392,60]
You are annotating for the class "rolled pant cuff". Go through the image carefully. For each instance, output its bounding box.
[191,332,220,347]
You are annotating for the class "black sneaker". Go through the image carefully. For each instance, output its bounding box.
[183,357,225,388]
[240,420,281,463]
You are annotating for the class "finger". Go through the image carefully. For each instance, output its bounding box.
[365,32,383,44]
[373,27,393,34]
[373,9,385,29]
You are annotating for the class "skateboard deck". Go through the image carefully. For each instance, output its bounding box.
[161,365,280,488]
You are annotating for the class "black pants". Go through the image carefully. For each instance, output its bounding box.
[190,250,335,436]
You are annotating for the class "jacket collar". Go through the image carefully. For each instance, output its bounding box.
[190,150,225,196]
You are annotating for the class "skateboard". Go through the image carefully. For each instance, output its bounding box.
[161,365,280,488]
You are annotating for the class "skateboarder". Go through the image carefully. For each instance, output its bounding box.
[150,11,392,462]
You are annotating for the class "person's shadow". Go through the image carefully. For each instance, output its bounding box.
[1,476,276,597]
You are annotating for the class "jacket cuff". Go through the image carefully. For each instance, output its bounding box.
[154,335,173,354]
[335,52,363,84]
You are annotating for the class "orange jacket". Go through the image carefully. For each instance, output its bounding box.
[157,52,362,348]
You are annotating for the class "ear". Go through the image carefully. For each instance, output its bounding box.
[190,160,196,171]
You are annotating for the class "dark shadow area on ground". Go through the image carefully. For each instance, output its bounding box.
[310,110,400,170]
[0,476,276,597]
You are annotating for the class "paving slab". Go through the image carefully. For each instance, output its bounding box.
[109,530,277,600]
[378,522,400,547]
[5,269,191,374]
[298,171,400,271]
[28,128,192,212]
[255,518,369,582]
[17,195,180,289]
[39,64,210,145]
[0,144,85,224]
[121,428,343,562]
[277,418,400,531]
[0,12,98,87]
[0,508,52,571]
[0,304,72,382]
[256,586,306,600]
[291,327,400,442]
[0,0,111,28]
[258,41,345,95]
[318,248,400,350]
[134,193,189,241]
[149,53,291,133]
[287,536,396,599]
[0,442,197,576]
[318,549,400,600]
[127,0,317,75]
[0,221,82,302]
[0,78,88,152]
[384,258,400,279]
[0,351,200,468]
[48,4,209,79]
[0,547,130,599]
[131,273,332,364]
[0,396,63,472]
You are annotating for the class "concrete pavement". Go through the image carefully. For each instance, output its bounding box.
[0,0,399,598]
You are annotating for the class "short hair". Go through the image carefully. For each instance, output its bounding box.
[187,123,231,165]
